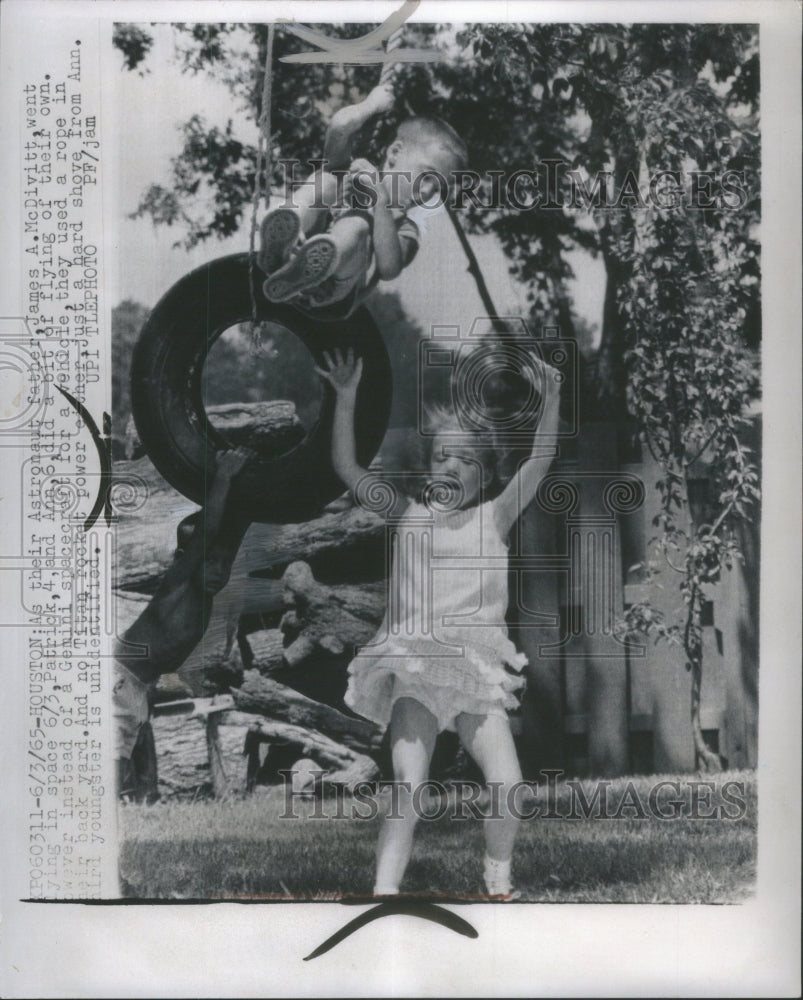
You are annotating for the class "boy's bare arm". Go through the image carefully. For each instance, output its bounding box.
[324,85,394,171]
[371,182,405,279]
[202,447,251,538]
[172,447,251,580]
[346,157,408,279]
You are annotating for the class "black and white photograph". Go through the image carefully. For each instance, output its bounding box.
[0,1,799,996]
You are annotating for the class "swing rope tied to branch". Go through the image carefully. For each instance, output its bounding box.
[247,21,407,344]
[248,23,276,344]
[378,26,404,88]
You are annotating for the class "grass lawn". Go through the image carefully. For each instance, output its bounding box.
[119,770,756,903]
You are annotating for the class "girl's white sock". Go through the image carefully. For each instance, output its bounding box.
[483,854,512,894]
[373,884,400,896]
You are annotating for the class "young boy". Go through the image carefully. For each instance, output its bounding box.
[112,446,251,793]
[258,84,467,315]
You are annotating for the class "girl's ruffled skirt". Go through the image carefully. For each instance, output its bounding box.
[344,627,527,733]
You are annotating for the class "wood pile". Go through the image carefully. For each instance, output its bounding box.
[114,434,389,800]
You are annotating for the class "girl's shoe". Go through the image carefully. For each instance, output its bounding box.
[483,855,519,899]
[263,235,339,302]
[483,882,522,901]
[257,208,302,275]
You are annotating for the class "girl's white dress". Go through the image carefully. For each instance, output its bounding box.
[345,499,527,732]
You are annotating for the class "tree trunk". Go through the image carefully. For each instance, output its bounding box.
[686,589,723,773]
[592,150,642,423]
[593,247,631,422]
[690,655,723,773]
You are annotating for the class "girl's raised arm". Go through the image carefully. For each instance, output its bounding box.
[316,348,372,496]
[492,359,562,538]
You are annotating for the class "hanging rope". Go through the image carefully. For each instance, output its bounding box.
[378,26,404,87]
[249,23,275,350]
[246,21,406,338]
[367,27,405,158]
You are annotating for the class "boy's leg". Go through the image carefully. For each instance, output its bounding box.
[258,171,340,275]
[292,170,340,233]
[324,214,372,283]
[113,661,150,761]
[258,209,301,274]
[374,696,438,895]
[263,213,371,303]
[455,711,523,895]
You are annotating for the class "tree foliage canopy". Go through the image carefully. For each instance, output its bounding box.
[114,22,758,332]
[115,19,762,769]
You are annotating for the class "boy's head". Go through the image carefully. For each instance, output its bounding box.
[383,116,468,207]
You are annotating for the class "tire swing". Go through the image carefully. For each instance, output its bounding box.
[130,252,392,523]
[131,24,409,523]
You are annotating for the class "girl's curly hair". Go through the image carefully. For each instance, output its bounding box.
[398,403,501,502]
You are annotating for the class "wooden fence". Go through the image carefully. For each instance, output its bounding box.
[513,419,760,778]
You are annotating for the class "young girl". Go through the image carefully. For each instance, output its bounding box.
[318,348,562,899]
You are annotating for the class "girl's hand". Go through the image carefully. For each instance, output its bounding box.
[316,348,363,396]
[526,356,562,407]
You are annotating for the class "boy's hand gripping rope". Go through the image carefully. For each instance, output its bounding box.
[367,27,405,155]
[379,26,404,87]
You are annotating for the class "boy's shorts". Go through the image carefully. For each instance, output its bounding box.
[112,661,150,760]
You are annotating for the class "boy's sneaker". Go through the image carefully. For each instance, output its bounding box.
[257,208,302,275]
[263,235,339,303]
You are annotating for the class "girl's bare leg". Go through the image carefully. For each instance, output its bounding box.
[455,712,522,888]
[374,696,438,894]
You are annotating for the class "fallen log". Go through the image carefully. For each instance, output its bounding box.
[124,400,305,461]
[244,628,285,673]
[113,453,386,594]
[151,710,251,799]
[231,669,383,754]
[250,505,386,582]
[228,711,379,790]
[150,696,379,798]
[280,562,385,668]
